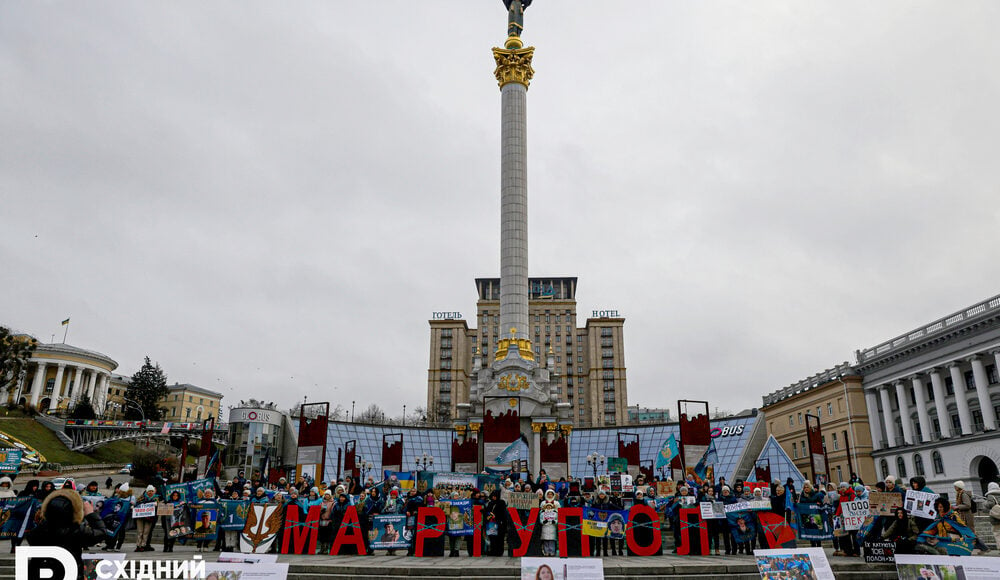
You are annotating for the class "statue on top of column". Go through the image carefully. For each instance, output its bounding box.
[503,0,532,38]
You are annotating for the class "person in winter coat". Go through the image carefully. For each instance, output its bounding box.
[161,490,184,552]
[952,481,973,526]
[797,481,825,548]
[881,506,920,555]
[538,489,560,557]
[104,483,133,551]
[27,488,107,578]
[834,482,858,557]
[719,485,739,555]
[0,477,15,499]
[134,485,159,552]
[318,490,337,554]
[9,480,40,553]
[984,481,1000,549]
[484,490,508,557]
[403,489,424,556]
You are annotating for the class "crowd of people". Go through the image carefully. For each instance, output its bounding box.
[5,466,999,566]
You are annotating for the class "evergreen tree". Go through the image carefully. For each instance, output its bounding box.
[126,356,169,421]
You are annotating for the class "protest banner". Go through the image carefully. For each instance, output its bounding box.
[727,510,756,544]
[370,514,409,550]
[863,539,895,564]
[241,502,284,553]
[132,503,156,518]
[156,502,174,517]
[895,554,1000,580]
[521,557,605,580]
[506,491,538,511]
[746,481,770,497]
[476,474,503,497]
[81,495,106,512]
[868,492,903,516]
[0,449,22,474]
[383,471,415,491]
[656,480,676,497]
[190,502,220,541]
[99,498,131,540]
[699,501,726,520]
[904,490,938,519]
[220,499,250,531]
[432,472,477,498]
[841,499,869,531]
[607,457,627,474]
[438,499,473,536]
[204,562,289,580]
[165,502,192,538]
[0,497,35,539]
[794,504,833,541]
[754,548,836,580]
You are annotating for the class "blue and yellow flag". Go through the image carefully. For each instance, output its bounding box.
[655,434,679,469]
[61,318,70,326]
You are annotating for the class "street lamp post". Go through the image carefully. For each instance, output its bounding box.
[414,452,434,471]
[351,401,356,422]
[586,452,606,480]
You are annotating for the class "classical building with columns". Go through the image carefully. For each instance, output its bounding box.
[855,293,1000,495]
[1,342,118,414]
[761,363,877,484]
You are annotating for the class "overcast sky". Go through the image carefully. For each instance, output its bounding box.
[3,1,1000,420]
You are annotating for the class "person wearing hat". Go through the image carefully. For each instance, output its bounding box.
[589,489,612,557]
[484,490,508,557]
[134,485,159,552]
[0,477,15,499]
[102,483,134,552]
[984,481,1000,548]
[539,489,560,556]
[251,486,268,504]
[953,481,973,526]
[27,487,107,572]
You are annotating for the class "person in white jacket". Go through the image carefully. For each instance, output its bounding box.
[539,489,560,556]
[0,477,15,499]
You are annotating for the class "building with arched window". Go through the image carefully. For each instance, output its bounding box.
[0,342,118,413]
[857,293,1000,494]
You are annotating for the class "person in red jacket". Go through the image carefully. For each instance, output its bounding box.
[834,482,858,557]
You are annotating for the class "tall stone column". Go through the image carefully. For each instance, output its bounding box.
[929,369,952,438]
[894,381,914,445]
[85,371,98,402]
[948,363,974,435]
[493,38,534,343]
[49,364,67,412]
[969,356,997,430]
[865,390,884,450]
[910,375,932,442]
[70,367,84,405]
[95,374,109,414]
[29,362,47,407]
[879,386,898,447]
[530,422,542,476]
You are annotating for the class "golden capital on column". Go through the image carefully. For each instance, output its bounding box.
[531,422,543,433]
[454,425,467,434]
[469,422,481,432]
[560,425,573,435]
[493,44,535,89]
[544,422,558,432]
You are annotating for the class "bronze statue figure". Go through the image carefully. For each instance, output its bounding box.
[503,0,532,38]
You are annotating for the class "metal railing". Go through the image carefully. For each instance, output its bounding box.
[762,362,854,406]
[857,293,1000,362]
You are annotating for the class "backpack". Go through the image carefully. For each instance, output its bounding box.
[989,496,1000,521]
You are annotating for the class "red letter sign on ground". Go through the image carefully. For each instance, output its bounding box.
[625,504,662,557]
[471,505,483,557]
[414,506,446,557]
[280,505,320,554]
[557,507,590,557]
[507,507,539,557]
[676,507,708,556]
[329,505,367,555]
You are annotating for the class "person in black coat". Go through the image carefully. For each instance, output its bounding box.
[484,490,508,556]
[27,489,107,579]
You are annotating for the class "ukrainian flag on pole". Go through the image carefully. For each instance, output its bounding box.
[61,318,70,325]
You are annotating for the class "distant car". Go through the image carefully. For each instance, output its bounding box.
[51,477,69,489]
[119,464,132,474]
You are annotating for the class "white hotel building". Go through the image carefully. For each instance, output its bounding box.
[855,293,1000,495]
